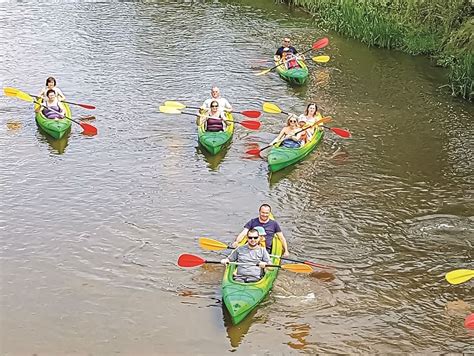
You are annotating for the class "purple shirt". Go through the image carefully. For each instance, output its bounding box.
[244,218,282,251]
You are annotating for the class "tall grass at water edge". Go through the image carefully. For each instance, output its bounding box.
[287,0,473,100]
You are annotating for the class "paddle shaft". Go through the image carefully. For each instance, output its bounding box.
[180,111,254,126]
[36,100,82,126]
[178,104,253,117]
[32,93,95,110]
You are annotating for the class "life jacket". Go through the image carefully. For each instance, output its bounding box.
[42,101,62,119]
[206,117,224,132]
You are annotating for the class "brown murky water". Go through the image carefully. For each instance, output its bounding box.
[1,1,473,354]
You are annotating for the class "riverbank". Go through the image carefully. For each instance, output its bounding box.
[287,0,473,101]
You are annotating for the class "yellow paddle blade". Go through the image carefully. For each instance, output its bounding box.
[159,105,181,114]
[445,269,474,285]
[281,263,313,273]
[262,102,282,114]
[198,237,228,251]
[312,55,330,63]
[255,68,272,76]
[4,87,34,103]
[164,101,186,109]
[3,87,19,97]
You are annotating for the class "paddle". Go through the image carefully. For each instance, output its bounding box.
[445,269,474,285]
[198,237,334,269]
[465,313,474,329]
[262,102,351,138]
[177,253,313,273]
[256,37,329,76]
[311,55,330,63]
[245,116,332,156]
[3,87,97,135]
[3,87,95,109]
[164,100,261,119]
[159,106,261,130]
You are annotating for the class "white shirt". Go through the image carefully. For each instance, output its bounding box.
[202,97,232,111]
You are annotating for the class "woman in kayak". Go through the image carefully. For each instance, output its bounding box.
[271,114,304,148]
[203,100,227,132]
[41,89,66,119]
[221,228,270,283]
[38,77,66,101]
[299,103,322,137]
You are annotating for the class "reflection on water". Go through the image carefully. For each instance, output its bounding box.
[196,143,232,171]
[1,0,473,354]
[35,129,70,155]
[222,303,257,348]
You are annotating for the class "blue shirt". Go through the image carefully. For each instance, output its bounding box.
[244,218,282,252]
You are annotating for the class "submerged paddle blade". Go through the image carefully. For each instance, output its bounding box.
[80,122,98,136]
[312,55,330,63]
[445,269,474,285]
[465,313,474,329]
[198,237,228,251]
[255,68,272,76]
[281,263,313,273]
[329,127,351,138]
[313,37,329,50]
[177,253,206,268]
[159,106,182,114]
[262,102,282,114]
[239,120,261,130]
[240,110,261,119]
[245,148,262,156]
[164,101,186,110]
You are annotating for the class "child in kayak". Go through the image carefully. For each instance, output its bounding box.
[221,228,270,283]
[38,77,66,101]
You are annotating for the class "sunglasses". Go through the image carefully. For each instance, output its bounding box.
[211,105,218,108]
[289,119,297,123]
[247,236,259,240]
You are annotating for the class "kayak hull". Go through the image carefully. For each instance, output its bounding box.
[34,100,72,139]
[268,128,324,172]
[198,111,234,155]
[275,59,309,85]
[222,219,282,325]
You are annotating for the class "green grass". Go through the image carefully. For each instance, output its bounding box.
[288,0,473,100]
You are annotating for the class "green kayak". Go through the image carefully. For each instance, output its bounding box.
[268,127,324,172]
[34,99,72,139]
[197,111,234,155]
[222,228,282,325]
[275,58,309,85]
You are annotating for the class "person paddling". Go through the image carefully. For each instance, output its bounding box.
[221,228,271,283]
[199,100,227,132]
[274,37,298,61]
[271,115,304,148]
[299,103,323,139]
[38,77,66,101]
[40,89,66,119]
[232,204,289,257]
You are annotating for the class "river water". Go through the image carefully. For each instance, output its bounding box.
[1,1,473,355]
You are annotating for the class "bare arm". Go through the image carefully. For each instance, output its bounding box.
[231,228,249,248]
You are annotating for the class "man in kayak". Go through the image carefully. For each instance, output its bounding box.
[274,37,298,60]
[232,204,290,257]
[221,228,271,283]
[201,86,233,113]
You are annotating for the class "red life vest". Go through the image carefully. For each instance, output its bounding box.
[206,117,224,132]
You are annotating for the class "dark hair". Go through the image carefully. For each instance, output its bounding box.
[46,77,56,86]
[259,204,271,212]
[304,103,318,116]
[210,100,219,107]
[247,228,259,237]
[46,89,56,97]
